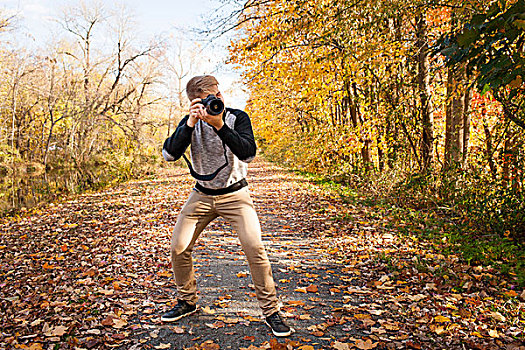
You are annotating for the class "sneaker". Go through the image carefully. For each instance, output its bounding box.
[160,300,197,322]
[265,312,293,337]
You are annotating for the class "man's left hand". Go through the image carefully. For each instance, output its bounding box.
[199,111,224,130]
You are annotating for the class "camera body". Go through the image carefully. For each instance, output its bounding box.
[200,94,225,116]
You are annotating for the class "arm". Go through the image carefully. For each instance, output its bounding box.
[162,115,194,161]
[215,111,256,162]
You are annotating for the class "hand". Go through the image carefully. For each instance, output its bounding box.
[188,98,224,130]
[187,98,204,127]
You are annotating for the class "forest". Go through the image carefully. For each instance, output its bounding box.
[0,2,195,212]
[0,0,523,263]
[228,0,525,242]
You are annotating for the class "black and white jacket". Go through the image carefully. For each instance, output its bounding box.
[162,108,256,190]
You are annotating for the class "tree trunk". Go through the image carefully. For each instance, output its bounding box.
[361,140,372,171]
[416,12,434,171]
[502,133,513,187]
[444,65,466,170]
[462,87,472,168]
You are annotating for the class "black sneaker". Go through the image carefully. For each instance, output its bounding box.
[160,300,197,322]
[265,312,293,337]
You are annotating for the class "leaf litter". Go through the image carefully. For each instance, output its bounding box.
[0,160,523,349]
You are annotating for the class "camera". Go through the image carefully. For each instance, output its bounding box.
[201,94,225,116]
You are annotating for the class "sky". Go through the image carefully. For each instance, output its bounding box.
[0,0,247,107]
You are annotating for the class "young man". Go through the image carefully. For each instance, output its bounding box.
[161,75,292,337]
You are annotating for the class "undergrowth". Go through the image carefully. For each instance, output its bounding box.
[285,162,525,288]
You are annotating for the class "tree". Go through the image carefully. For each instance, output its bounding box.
[439,0,525,130]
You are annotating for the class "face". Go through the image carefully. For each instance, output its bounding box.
[200,85,224,103]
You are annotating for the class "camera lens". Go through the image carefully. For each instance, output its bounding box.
[206,99,224,116]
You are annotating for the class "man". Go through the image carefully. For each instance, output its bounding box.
[161,75,293,337]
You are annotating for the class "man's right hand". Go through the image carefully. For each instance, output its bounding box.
[187,98,205,127]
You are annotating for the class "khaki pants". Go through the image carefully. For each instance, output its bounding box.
[170,187,279,317]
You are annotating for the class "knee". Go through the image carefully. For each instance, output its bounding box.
[243,244,268,262]
[171,241,191,257]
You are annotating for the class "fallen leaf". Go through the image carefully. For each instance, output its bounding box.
[201,306,215,314]
[406,341,422,350]
[113,318,127,329]
[354,314,371,320]
[361,318,376,327]
[382,322,400,331]
[434,326,445,335]
[488,329,499,338]
[408,294,426,302]
[305,285,318,293]
[42,262,54,270]
[101,316,115,326]
[154,343,171,349]
[44,325,67,337]
[489,311,506,322]
[434,315,451,323]
[112,281,121,290]
[205,321,225,329]
[333,341,350,350]
[30,319,43,327]
[355,339,378,350]
[171,326,184,334]
[269,338,287,350]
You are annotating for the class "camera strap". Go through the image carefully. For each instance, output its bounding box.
[182,141,229,181]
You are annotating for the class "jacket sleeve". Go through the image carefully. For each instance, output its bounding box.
[215,111,256,162]
[162,115,194,161]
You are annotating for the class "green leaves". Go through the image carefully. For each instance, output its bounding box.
[438,0,525,129]
[457,28,479,48]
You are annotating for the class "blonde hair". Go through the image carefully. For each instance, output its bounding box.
[186,75,219,101]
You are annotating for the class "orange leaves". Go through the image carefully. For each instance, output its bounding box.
[305,284,318,293]
[333,339,378,350]
[1,158,522,350]
[84,267,98,277]
[504,290,518,298]
[101,314,127,329]
[269,338,286,350]
[42,262,54,270]
[157,270,172,278]
[295,284,318,293]
[187,340,220,350]
[355,339,378,350]
[205,321,226,329]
